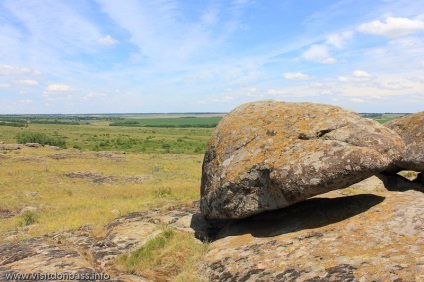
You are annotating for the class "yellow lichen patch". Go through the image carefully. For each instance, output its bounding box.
[203,191,423,280]
[201,100,405,219]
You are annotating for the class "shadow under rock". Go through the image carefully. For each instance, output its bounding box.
[377,173,424,193]
[193,194,385,242]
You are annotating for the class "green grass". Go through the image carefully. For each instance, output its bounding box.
[375,118,395,124]
[16,132,67,148]
[0,123,214,154]
[17,210,38,227]
[117,227,209,281]
[110,116,222,128]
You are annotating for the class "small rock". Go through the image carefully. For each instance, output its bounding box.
[25,191,39,197]
[20,206,38,215]
[25,143,42,148]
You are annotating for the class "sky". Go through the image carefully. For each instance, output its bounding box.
[0,0,424,114]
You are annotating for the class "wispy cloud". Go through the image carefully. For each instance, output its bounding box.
[46,84,74,92]
[0,65,41,76]
[13,79,38,86]
[4,0,102,53]
[302,45,336,64]
[95,0,252,68]
[326,31,353,48]
[283,72,311,80]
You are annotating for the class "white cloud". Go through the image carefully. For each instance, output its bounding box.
[46,84,74,92]
[13,79,38,86]
[210,96,235,103]
[326,31,353,48]
[15,99,33,104]
[0,65,41,76]
[283,72,311,80]
[267,89,287,96]
[340,74,424,98]
[98,35,118,45]
[352,70,371,78]
[302,45,336,64]
[0,83,11,88]
[358,17,424,37]
[87,92,107,98]
[351,98,365,103]
[338,71,372,82]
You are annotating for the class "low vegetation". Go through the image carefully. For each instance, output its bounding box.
[16,132,67,148]
[117,227,208,281]
[0,146,203,244]
[110,116,222,128]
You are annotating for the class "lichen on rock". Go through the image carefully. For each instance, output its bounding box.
[385,111,424,173]
[200,100,405,219]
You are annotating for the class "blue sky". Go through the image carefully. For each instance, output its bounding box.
[0,0,423,114]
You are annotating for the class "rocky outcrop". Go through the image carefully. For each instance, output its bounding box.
[385,111,424,172]
[1,182,423,281]
[0,205,204,281]
[201,189,424,281]
[200,100,405,219]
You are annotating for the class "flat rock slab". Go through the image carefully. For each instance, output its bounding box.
[0,236,96,277]
[201,100,405,219]
[385,111,424,172]
[0,206,201,281]
[201,190,424,281]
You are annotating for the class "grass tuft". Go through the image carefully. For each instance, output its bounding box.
[17,210,37,227]
[117,227,208,281]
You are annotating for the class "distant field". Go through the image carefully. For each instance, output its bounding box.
[110,116,223,128]
[0,124,214,154]
[360,113,409,124]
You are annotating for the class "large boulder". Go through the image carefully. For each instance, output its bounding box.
[200,100,405,219]
[385,111,424,172]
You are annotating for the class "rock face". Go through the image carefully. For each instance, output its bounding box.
[385,111,424,172]
[200,100,405,219]
[201,190,424,281]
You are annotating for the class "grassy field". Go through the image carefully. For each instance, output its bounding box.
[110,116,222,128]
[0,147,204,244]
[0,123,214,154]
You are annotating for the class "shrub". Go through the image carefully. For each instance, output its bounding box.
[16,132,66,148]
[17,210,37,227]
[154,187,173,198]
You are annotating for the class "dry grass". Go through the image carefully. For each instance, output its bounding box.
[117,226,209,282]
[0,146,203,244]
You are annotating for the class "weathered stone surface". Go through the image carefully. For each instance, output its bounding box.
[0,236,97,278]
[346,173,424,193]
[385,111,424,172]
[201,190,424,281]
[201,100,405,219]
[0,205,201,281]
